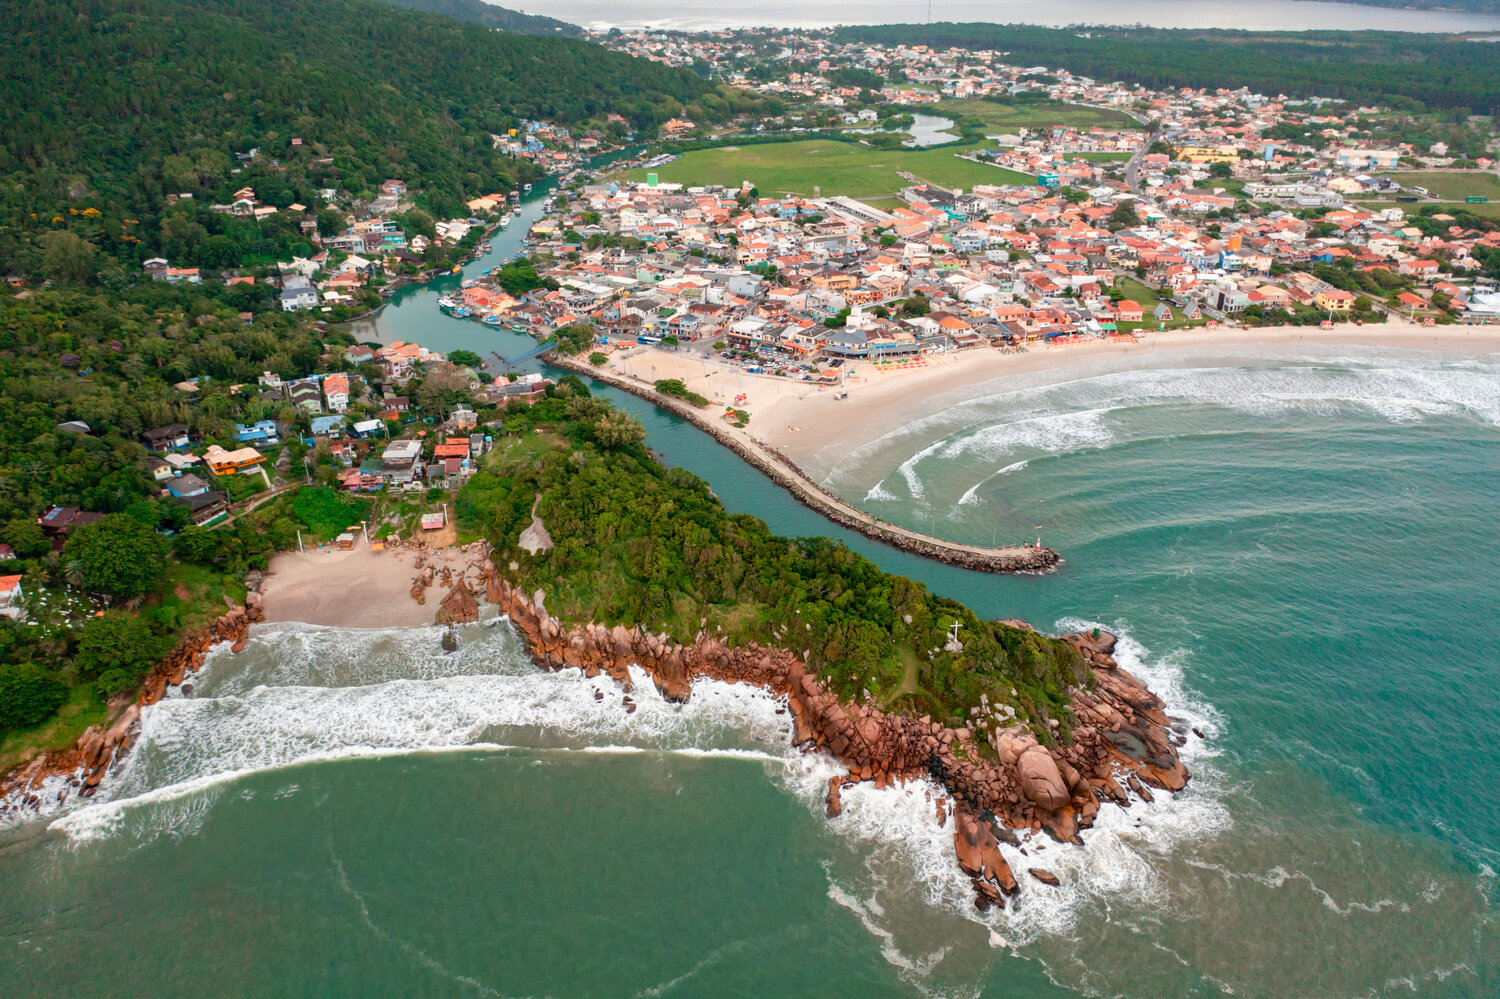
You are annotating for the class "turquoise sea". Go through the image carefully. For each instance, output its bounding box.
[2,202,1497,996]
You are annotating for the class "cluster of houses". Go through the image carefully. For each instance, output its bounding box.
[435,165,1494,379]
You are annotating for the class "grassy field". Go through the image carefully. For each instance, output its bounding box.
[931,98,1136,132]
[625,140,1035,198]
[1354,198,1500,219]
[1388,171,1500,201]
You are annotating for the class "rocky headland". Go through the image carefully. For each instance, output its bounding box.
[0,595,262,817]
[481,567,1191,910]
[4,540,1192,914]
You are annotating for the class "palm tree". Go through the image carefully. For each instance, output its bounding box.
[64,558,85,589]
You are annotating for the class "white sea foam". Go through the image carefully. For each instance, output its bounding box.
[36,613,1231,992]
[46,623,805,844]
[787,619,1231,959]
[826,354,1500,500]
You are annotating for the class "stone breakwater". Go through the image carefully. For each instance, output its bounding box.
[548,355,1060,575]
[485,571,1190,909]
[0,595,264,818]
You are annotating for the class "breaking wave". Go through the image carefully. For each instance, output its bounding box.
[30,610,1230,984]
[840,352,1500,504]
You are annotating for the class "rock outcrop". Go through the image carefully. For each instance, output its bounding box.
[487,577,1191,909]
[0,603,251,809]
[435,578,479,625]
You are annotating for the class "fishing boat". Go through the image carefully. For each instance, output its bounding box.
[523,182,533,193]
[482,314,505,326]
[452,306,472,319]
[437,295,458,313]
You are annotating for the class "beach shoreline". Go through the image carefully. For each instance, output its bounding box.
[259,541,493,629]
[596,322,1500,476]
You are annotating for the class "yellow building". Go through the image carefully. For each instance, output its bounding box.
[1315,289,1357,312]
[204,444,266,476]
[1176,145,1240,164]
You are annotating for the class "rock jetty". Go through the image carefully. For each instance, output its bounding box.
[549,355,1060,574]
[485,570,1190,909]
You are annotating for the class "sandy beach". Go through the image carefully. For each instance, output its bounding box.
[259,541,492,628]
[603,322,1500,470]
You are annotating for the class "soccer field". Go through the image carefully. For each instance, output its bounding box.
[623,140,1036,199]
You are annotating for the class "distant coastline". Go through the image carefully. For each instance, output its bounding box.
[552,0,1500,35]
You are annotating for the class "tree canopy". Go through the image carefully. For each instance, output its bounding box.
[62,513,171,598]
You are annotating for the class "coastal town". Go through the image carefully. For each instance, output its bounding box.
[5,4,1500,996]
[9,25,1499,603]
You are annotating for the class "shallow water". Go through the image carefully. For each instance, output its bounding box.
[3,348,1498,997]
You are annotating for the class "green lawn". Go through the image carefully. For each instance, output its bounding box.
[1387,171,1500,201]
[625,140,1036,198]
[931,98,1136,132]
[1355,197,1500,219]
[1112,277,1209,331]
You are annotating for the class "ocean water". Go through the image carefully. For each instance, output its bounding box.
[3,346,1498,997]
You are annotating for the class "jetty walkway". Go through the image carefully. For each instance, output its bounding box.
[549,355,1060,574]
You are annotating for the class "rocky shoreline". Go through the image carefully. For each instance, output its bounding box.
[0,597,263,819]
[549,354,1062,575]
[3,550,1190,912]
[481,567,1191,909]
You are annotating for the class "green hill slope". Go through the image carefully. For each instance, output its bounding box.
[0,0,757,273]
[375,0,582,36]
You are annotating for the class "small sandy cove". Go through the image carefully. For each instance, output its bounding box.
[602,321,1500,470]
[260,541,491,629]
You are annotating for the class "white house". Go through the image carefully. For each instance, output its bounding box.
[0,574,25,621]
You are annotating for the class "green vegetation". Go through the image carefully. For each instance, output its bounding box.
[654,379,710,407]
[625,140,1034,197]
[1388,172,1500,202]
[930,97,1134,133]
[835,24,1500,110]
[63,514,171,600]
[289,487,373,541]
[373,0,581,35]
[0,285,331,525]
[0,0,767,275]
[459,387,1088,737]
[73,612,174,699]
[0,663,67,735]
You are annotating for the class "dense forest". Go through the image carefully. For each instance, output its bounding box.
[0,0,762,275]
[833,24,1500,111]
[374,0,582,35]
[459,385,1087,737]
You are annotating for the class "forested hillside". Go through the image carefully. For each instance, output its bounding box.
[0,0,761,275]
[460,387,1086,733]
[833,24,1500,111]
[375,0,582,36]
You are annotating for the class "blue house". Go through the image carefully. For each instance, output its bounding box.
[235,420,280,444]
[310,415,346,438]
